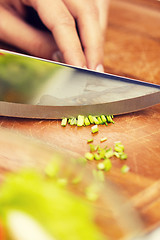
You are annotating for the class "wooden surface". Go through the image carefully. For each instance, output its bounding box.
[0,0,160,238]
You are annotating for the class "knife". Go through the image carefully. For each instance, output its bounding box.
[0,49,160,119]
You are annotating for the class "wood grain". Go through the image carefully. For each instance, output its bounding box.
[0,0,160,238]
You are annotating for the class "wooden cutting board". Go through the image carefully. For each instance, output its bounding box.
[0,0,160,237]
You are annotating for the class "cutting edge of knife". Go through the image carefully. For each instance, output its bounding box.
[0,91,160,119]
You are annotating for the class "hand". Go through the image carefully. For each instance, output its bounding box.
[0,0,109,70]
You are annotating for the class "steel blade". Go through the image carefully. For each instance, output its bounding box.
[0,49,160,119]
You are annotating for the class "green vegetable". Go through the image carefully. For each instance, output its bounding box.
[92,116,99,125]
[0,171,105,240]
[85,152,94,161]
[103,159,112,172]
[121,165,130,173]
[77,115,85,127]
[89,144,96,152]
[94,153,101,161]
[61,118,67,127]
[100,115,107,123]
[97,162,105,171]
[87,139,93,143]
[88,115,94,124]
[120,153,128,160]
[85,117,90,126]
[100,137,107,143]
[91,125,99,134]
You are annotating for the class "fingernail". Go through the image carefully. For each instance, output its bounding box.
[96,64,104,73]
[52,51,63,62]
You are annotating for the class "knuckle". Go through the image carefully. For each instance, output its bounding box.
[83,4,99,20]
[51,15,75,31]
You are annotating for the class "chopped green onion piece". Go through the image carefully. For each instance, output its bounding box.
[114,152,120,158]
[77,115,84,126]
[88,115,94,124]
[87,139,93,143]
[97,116,103,124]
[94,153,101,161]
[99,149,106,159]
[107,115,114,123]
[105,148,114,158]
[85,152,94,161]
[91,125,99,134]
[104,122,108,126]
[100,137,107,143]
[61,118,67,127]
[120,153,128,160]
[84,117,90,126]
[121,165,130,173]
[92,116,99,125]
[97,162,105,170]
[114,145,124,152]
[89,144,96,152]
[57,178,68,187]
[103,159,112,171]
[100,115,107,123]
[69,118,77,125]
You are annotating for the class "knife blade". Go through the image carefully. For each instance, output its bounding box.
[0,49,160,119]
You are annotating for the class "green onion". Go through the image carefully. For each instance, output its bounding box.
[89,144,96,152]
[114,152,120,158]
[107,115,114,123]
[94,153,101,161]
[85,152,94,161]
[105,148,114,158]
[100,115,107,123]
[91,125,99,134]
[88,115,94,124]
[97,162,105,170]
[120,153,128,160]
[121,165,130,173]
[97,116,103,124]
[92,116,99,125]
[61,118,67,127]
[99,149,106,159]
[69,118,77,125]
[84,117,90,126]
[77,115,84,127]
[87,139,93,143]
[100,137,107,143]
[103,159,112,171]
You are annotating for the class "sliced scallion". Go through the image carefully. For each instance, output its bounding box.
[91,125,99,134]
[77,115,84,127]
[61,118,67,127]
[121,165,130,173]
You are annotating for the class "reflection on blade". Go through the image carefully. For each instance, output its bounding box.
[0,49,160,119]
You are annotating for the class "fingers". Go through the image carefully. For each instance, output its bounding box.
[63,0,105,70]
[30,0,86,67]
[0,5,58,59]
